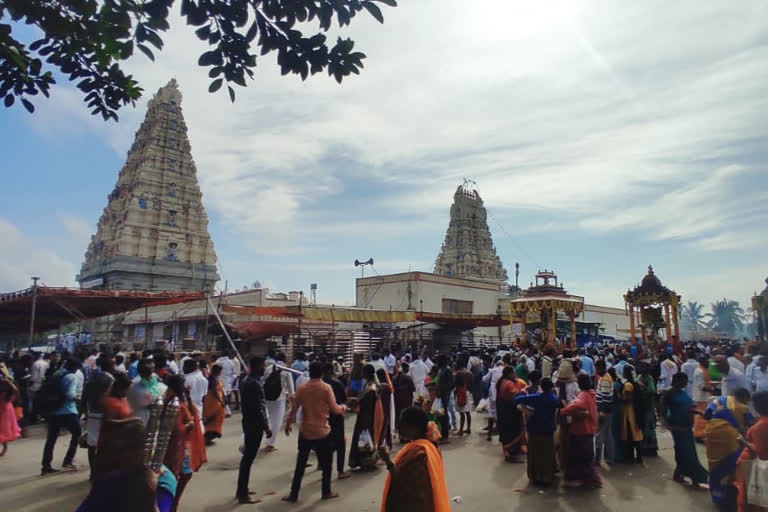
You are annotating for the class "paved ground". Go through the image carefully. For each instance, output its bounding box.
[1,413,714,512]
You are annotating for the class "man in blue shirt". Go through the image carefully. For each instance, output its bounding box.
[515,378,560,485]
[290,352,309,385]
[41,358,82,474]
[579,349,595,383]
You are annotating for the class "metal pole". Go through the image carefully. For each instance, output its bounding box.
[144,304,149,350]
[28,276,40,346]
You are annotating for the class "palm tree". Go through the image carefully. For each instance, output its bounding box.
[681,301,707,333]
[706,299,746,337]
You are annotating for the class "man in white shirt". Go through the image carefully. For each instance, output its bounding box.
[167,353,179,375]
[383,348,396,377]
[658,354,679,391]
[183,358,209,419]
[525,351,536,374]
[753,357,768,392]
[74,366,85,403]
[746,350,763,391]
[216,350,236,416]
[482,355,509,441]
[370,353,387,374]
[467,351,481,373]
[409,356,428,399]
[263,353,295,452]
[716,357,747,397]
[692,356,712,441]
[727,349,745,374]
[680,351,699,397]
[30,353,49,391]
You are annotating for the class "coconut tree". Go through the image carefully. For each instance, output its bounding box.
[706,299,746,337]
[681,301,707,333]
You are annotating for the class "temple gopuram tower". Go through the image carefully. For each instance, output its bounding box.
[78,79,219,292]
[433,180,508,283]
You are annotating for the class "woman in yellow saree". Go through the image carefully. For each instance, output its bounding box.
[621,366,643,463]
[705,389,755,510]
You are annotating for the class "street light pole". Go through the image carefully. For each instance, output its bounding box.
[28,276,40,346]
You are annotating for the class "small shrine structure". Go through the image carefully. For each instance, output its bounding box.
[510,270,584,350]
[752,276,768,348]
[623,266,681,353]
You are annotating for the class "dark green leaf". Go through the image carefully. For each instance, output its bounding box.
[228,85,235,103]
[246,22,258,42]
[195,25,211,41]
[198,50,221,66]
[145,30,164,51]
[208,78,223,92]
[362,2,384,23]
[374,0,397,6]
[4,94,14,107]
[137,43,154,61]
[21,98,34,113]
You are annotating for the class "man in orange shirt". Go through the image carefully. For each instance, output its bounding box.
[282,360,348,503]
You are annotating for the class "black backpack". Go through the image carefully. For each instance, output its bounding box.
[37,371,65,416]
[263,365,282,401]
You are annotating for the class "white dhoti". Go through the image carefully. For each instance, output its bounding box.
[86,413,103,447]
[264,399,285,447]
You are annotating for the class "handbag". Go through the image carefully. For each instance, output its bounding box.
[745,457,768,507]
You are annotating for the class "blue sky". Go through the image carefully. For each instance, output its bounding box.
[1,1,767,311]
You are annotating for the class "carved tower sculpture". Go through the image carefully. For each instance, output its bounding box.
[78,79,219,292]
[433,181,508,283]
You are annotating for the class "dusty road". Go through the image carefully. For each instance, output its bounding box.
[0,413,713,512]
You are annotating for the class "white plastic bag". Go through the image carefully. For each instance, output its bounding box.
[475,398,489,413]
[358,429,374,450]
[431,397,444,416]
[746,458,768,507]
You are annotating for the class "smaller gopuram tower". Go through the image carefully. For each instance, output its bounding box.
[78,79,219,292]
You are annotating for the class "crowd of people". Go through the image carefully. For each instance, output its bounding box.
[0,338,766,511]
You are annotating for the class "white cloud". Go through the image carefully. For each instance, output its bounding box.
[0,218,79,290]
[59,214,94,247]
[12,0,768,302]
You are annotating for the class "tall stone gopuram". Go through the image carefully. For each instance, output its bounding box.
[433,181,508,283]
[78,79,219,292]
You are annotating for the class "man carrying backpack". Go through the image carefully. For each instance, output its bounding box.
[41,358,81,475]
[263,352,294,452]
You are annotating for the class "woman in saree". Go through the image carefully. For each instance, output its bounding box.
[349,364,383,470]
[621,365,644,463]
[163,375,206,512]
[392,362,415,433]
[659,372,708,488]
[0,367,21,456]
[78,417,178,512]
[705,388,755,510]
[559,374,601,488]
[735,391,768,512]
[376,368,394,450]
[636,362,658,456]
[202,364,226,445]
[379,406,449,512]
[495,366,527,462]
[609,367,625,464]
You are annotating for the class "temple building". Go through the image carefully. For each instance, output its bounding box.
[78,79,219,292]
[433,181,508,283]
